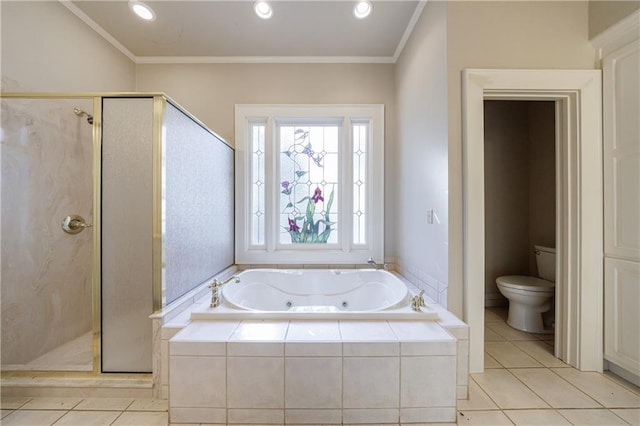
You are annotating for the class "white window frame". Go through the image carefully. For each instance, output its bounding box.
[235,104,384,264]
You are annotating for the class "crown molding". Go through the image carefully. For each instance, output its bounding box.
[393,0,427,62]
[591,9,640,60]
[59,0,426,65]
[59,0,137,62]
[135,56,396,64]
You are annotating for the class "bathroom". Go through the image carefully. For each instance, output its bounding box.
[2,1,640,425]
[483,99,558,358]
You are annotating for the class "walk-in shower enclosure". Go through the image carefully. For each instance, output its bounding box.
[1,94,234,374]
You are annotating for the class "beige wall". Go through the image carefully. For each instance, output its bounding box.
[394,1,449,307]
[528,102,556,273]
[589,1,640,38]
[136,63,397,257]
[1,0,603,323]
[0,1,135,92]
[483,101,556,306]
[446,1,595,316]
[136,63,395,146]
[484,101,530,306]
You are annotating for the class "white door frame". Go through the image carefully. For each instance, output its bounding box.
[462,69,603,374]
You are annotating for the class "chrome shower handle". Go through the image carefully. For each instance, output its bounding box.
[62,214,92,234]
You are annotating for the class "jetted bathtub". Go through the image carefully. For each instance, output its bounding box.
[190,269,438,320]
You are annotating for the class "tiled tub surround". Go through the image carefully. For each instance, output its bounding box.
[169,319,459,424]
[155,269,469,403]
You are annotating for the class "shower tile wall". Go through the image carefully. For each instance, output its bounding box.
[0,97,94,369]
[483,101,556,306]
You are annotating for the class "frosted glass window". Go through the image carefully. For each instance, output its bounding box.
[353,123,368,245]
[164,103,234,304]
[279,125,339,244]
[251,123,266,246]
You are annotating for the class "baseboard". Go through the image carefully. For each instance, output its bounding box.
[605,360,640,388]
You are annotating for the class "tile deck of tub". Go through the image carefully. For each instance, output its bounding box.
[167,315,468,425]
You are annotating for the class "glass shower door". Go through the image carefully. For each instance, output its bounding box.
[1,96,96,372]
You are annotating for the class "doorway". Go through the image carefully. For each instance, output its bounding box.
[462,69,603,374]
[483,100,558,366]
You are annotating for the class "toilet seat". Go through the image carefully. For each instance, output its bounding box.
[496,275,555,292]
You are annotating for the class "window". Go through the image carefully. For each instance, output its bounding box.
[235,105,384,264]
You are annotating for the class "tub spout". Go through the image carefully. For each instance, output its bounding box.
[367,257,388,271]
[209,275,240,308]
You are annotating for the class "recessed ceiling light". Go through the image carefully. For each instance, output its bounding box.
[254,1,273,19]
[129,0,156,21]
[353,0,373,19]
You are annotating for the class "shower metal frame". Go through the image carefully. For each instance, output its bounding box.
[0,92,217,378]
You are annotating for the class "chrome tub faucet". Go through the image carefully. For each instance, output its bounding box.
[209,275,240,308]
[367,257,388,271]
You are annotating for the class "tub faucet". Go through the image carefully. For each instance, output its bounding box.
[209,275,240,308]
[367,257,388,271]
[411,290,426,312]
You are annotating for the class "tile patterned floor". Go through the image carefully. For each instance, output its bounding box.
[0,398,169,425]
[1,308,639,425]
[458,307,640,425]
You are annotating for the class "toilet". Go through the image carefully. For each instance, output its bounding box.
[496,245,556,334]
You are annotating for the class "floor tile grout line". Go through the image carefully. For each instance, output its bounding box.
[545,366,607,409]
[482,309,640,420]
[485,340,545,368]
[50,409,72,425]
[123,398,136,411]
[554,406,637,426]
[468,375,503,411]
[3,397,33,411]
[551,368,640,408]
[507,366,604,410]
[481,311,556,411]
[109,409,127,425]
[499,366,553,410]
[604,376,640,397]
[608,407,639,425]
[601,371,640,397]
[484,351,506,369]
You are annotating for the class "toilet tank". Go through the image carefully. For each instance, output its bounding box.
[534,245,556,282]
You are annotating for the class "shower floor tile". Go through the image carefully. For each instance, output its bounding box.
[20,332,92,372]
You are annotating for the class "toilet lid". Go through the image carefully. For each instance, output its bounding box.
[496,275,555,292]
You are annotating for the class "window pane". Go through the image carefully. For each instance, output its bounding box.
[251,123,265,245]
[279,125,339,244]
[353,123,367,244]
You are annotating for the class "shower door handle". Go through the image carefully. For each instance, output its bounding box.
[62,214,92,234]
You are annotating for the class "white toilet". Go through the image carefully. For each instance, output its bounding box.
[496,245,556,334]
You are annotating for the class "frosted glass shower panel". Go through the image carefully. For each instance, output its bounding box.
[164,103,234,304]
[102,97,154,373]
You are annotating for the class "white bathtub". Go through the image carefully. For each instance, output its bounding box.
[190,269,438,320]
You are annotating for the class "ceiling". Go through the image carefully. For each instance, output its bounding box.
[64,1,424,63]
